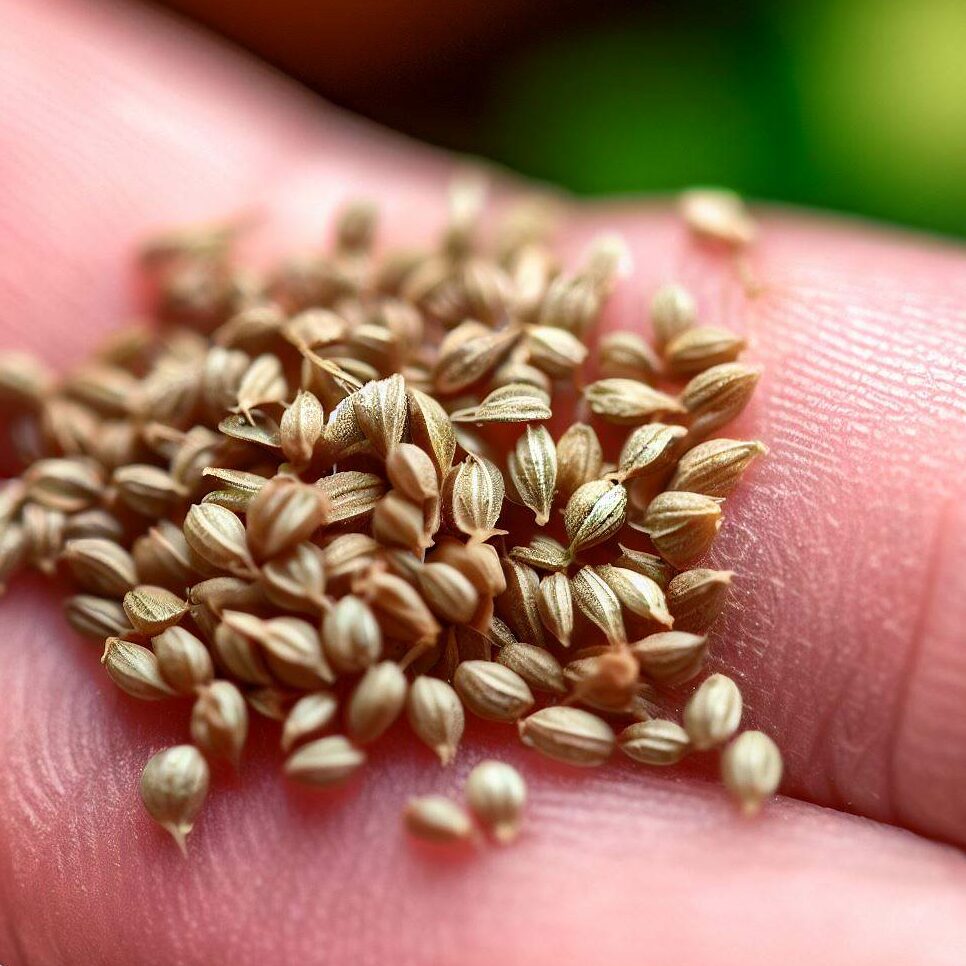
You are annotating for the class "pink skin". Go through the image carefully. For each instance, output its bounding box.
[2,1,966,964]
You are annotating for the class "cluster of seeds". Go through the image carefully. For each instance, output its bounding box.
[0,182,781,853]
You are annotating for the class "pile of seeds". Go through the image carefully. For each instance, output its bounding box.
[0,182,782,853]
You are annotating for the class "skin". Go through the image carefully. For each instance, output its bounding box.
[2,1,966,964]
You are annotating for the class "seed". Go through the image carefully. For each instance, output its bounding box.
[564,479,628,554]
[372,491,430,555]
[641,491,723,568]
[260,542,328,613]
[62,538,138,597]
[278,390,324,466]
[669,438,767,498]
[218,411,282,449]
[62,594,127,640]
[507,425,557,526]
[664,326,746,375]
[24,457,104,513]
[450,383,552,425]
[113,464,186,516]
[356,570,440,644]
[681,362,762,439]
[721,730,783,814]
[347,661,408,743]
[407,676,465,765]
[139,745,209,854]
[191,680,248,766]
[404,795,474,844]
[666,568,734,632]
[132,522,196,592]
[571,567,626,645]
[630,631,708,685]
[498,558,547,648]
[0,350,53,407]
[555,423,603,502]
[465,760,526,843]
[680,188,756,247]
[584,378,685,425]
[281,691,339,752]
[417,563,479,625]
[650,283,697,347]
[284,735,366,787]
[183,503,255,576]
[386,443,440,506]
[595,565,673,627]
[315,471,385,526]
[212,619,272,685]
[407,388,457,481]
[320,394,367,461]
[448,454,507,543]
[322,595,382,673]
[615,544,675,589]
[261,616,332,687]
[23,504,66,575]
[598,331,661,383]
[509,534,571,573]
[101,637,177,700]
[152,626,214,694]
[683,673,742,750]
[537,572,574,647]
[351,373,407,457]
[454,661,534,722]
[518,706,615,766]
[434,325,519,394]
[122,585,188,635]
[564,650,639,712]
[246,476,329,562]
[616,424,687,482]
[235,353,287,420]
[318,533,379,585]
[619,719,690,765]
[64,508,125,544]
[524,324,588,378]
[497,642,566,694]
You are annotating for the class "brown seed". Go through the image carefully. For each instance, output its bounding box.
[212,617,272,685]
[664,325,746,374]
[235,353,287,420]
[417,563,479,625]
[434,325,519,394]
[721,730,783,814]
[0,350,53,407]
[64,508,126,544]
[139,745,209,855]
[498,558,547,648]
[113,464,186,516]
[509,534,572,573]
[62,538,138,596]
[372,491,431,555]
[507,425,557,525]
[448,454,507,543]
[260,542,328,614]
[153,626,215,694]
[615,544,674,589]
[524,324,588,378]
[563,650,640,712]
[450,383,552,425]
[64,594,130,640]
[132,522,196,592]
[555,422,603,501]
[320,394,368,461]
[669,438,767,498]
[346,661,408,743]
[284,735,366,787]
[23,503,66,575]
[351,373,407,458]
[24,457,104,513]
[315,471,385,526]
[318,533,379,585]
[183,503,255,576]
[281,691,339,752]
[464,760,527,843]
[356,570,441,644]
[279,390,324,466]
[322,595,382,673]
[454,660,534,722]
[518,706,615,767]
[650,283,697,347]
[571,567,627,645]
[246,476,329,562]
[681,362,762,439]
[598,331,662,383]
[407,388,457,481]
[595,565,673,628]
[218,411,282,450]
[537,572,574,647]
[497,643,566,694]
[101,637,177,700]
[619,719,691,765]
[666,568,734,632]
[683,673,742,750]
[404,795,474,844]
[123,585,189,635]
[386,444,440,507]
[630,631,708,685]
[641,491,723,568]
[564,479,627,553]
[616,423,687,482]
[407,676,465,765]
[584,378,685,425]
[191,680,248,766]
[261,616,332,687]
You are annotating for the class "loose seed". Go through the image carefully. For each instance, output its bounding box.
[683,673,743,750]
[101,637,177,700]
[518,706,615,767]
[407,676,465,765]
[140,745,209,855]
[619,719,690,765]
[454,660,535,722]
[191,680,248,766]
[284,735,366,787]
[404,795,474,844]
[721,730,783,814]
[465,760,526,842]
[346,661,408,743]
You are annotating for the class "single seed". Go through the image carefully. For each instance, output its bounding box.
[564,479,628,554]
[454,661,534,722]
[351,373,407,458]
[615,423,687,482]
[407,676,465,765]
[64,595,129,640]
[598,331,662,383]
[721,730,783,814]
[284,735,366,787]
[669,438,767,498]
[347,661,408,743]
[681,362,762,439]
[630,631,708,685]
[112,464,186,516]
[315,471,385,526]
[518,706,615,767]
[509,534,571,573]
[666,569,734,633]
[183,503,255,576]
[465,760,527,842]
[683,673,743,750]
[641,491,723,568]
[447,453,507,543]
[281,691,339,752]
[651,283,697,347]
[571,567,627,646]
[507,424,557,525]
[191,680,248,766]
[101,637,177,700]
[152,626,215,694]
[537,572,574,646]
[619,719,691,765]
[280,390,324,466]
[664,325,746,374]
[615,544,674,589]
[246,476,329,562]
[139,745,209,855]
[555,423,603,501]
[584,378,685,425]
[122,585,189,635]
[404,795,474,844]
[680,188,756,247]
[595,565,673,628]
[417,563,479,625]
[62,538,138,596]
[497,642,566,694]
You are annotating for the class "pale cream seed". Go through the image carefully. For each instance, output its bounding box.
[404,795,474,844]
[683,673,743,750]
[139,745,210,855]
[465,760,527,843]
[284,735,366,787]
[454,660,535,722]
[619,719,691,766]
[721,730,783,814]
[190,680,248,766]
[407,676,465,765]
[518,706,615,767]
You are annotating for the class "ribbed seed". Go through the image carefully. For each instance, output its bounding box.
[595,565,673,627]
[315,471,385,525]
[555,423,603,502]
[721,730,783,814]
[564,480,627,553]
[183,503,255,575]
[246,476,329,561]
[537,572,574,646]
[448,453,506,542]
[346,661,408,743]
[666,568,734,632]
[641,491,723,567]
[24,457,104,513]
[235,353,287,419]
[498,558,547,648]
[614,544,674,589]
[465,760,527,843]
[322,595,382,672]
[664,326,746,374]
[619,719,691,765]
[62,538,138,596]
[524,324,588,378]
[64,594,129,640]
[598,332,661,383]
[351,373,407,457]
[153,626,215,694]
[563,650,640,712]
[281,692,339,752]
[407,676,465,765]
[284,735,366,787]
[571,567,626,645]
[454,660,534,722]
[318,533,379,585]
[123,585,188,635]
[651,283,697,347]
[681,362,762,439]
[669,439,767,498]
[584,378,685,425]
[616,423,687,482]
[497,642,566,694]
[518,706,615,766]
[407,388,457,480]
[280,390,323,466]
[139,745,209,855]
[683,673,742,750]
[404,796,474,844]
[358,570,441,643]
[507,425,557,525]
[113,464,186,516]
[450,383,552,425]
[680,189,756,247]
[417,563,479,624]
[434,325,518,394]
[191,680,248,766]
[260,542,328,613]
[630,631,708,685]
[101,637,177,699]
[509,534,572,573]
[132,521,196,591]
[372,491,430,555]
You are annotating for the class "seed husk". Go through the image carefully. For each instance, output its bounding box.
[404,795,474,844]
[191,680,248,766]
[497,642,566,695]
[571,567,627,645]
[260,541,328,614]
[322,595,382,673]
[536,572,574,646]
[454,660,534,722]
[246,476,329,562]
[183,503,255,576]
[284,735,366,787]
[619,719,691,765]
[584,378,685,425]
[518,706,615,766]
[630,631,708,685]
[640,491,723,568]
[509,534,571,573]
[669,438,767,498]
[346,661,408,743]
[465,760,527,843]
[357,570,440,644]
[281,691,339,752]
[122,585,189,635]
[152,626,215,694]
[235,353,287,420]
[507,425,557,525]
[64,594,130,640]
[62,538,138,596]
[407,676,465,765]
[683,673,743,750]
[666,568,734,632]
[101,637,177,700]
[218,411,282,449]
[721,730,783,814]
[140,745,209,855]
[598,331,662,383]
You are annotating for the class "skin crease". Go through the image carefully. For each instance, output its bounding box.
[2,1,966,964]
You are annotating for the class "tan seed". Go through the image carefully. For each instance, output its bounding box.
[616,423,687,482]
[407,676,465,765]
[407,387,457,481]
[497,642,566,694]
[465,760,527,843]
[448,453,507,543]
[417,563,479,625]
[454,660,534,722]
[598,331,662,383]
[260,542,328,613]
[450,382,552,425]
[683,673,742,750]
[113,464,186,516]
[666,568,734,632]
[615,544,674,589]
[372,491,431,555]
[669,438,767,498]
[537,572,574,647]
[101,637,177,700]
[595,565,673,628]
[24,457,104,513]
[132,522,196,592]
[555,423,603,502]
[183,503,255,576]
[680,188,756,247]
[507,425,557,525]
[650,283,697,347]
[641,491,723,568]
[152,626,215,694]
[630,631,708,685]
[404,795,474,844]
[619,719,691,765]
[518,706,615,766]
[509,534,572,573]
[665,325,746,374]
[351,373,407,458]
[524,324,588,378]
[584,378,685,425]
[191,680,248,766]
[347,661,408,743]
[246,476,329,562]
[62,538,138,597]
[235,352,287,420]
[681,362,762,439]
[721,730,783,814]
[139,745,209,855]
[564,479,627,554]
[498,558,547,648]
[64,595,129,640]
[571,567,627,645]
[122,586,188,635]
[280,390,324,466]
[284,735,366,787]
[281,692,339,752]
[315,471,385,526]
[322,595,382,673]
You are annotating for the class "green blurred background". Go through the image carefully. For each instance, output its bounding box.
[163,0,966,238]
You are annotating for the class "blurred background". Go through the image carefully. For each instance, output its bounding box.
[158,0,966,238]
